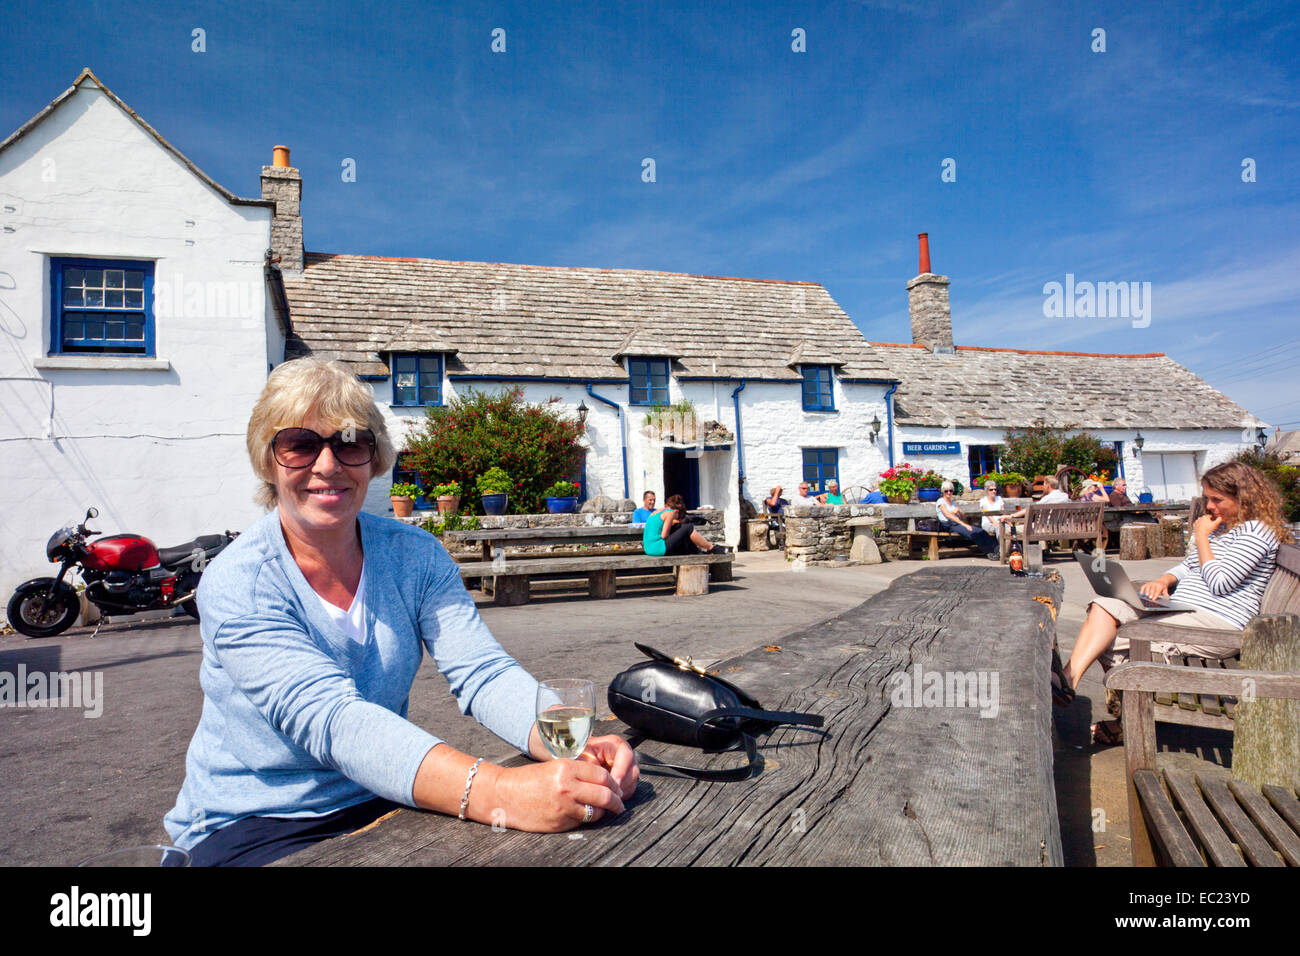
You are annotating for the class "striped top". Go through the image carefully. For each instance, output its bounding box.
[1167,520,1279,629]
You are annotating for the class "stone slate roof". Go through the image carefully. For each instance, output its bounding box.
[870,343,1264,430]
[282,253,900,381]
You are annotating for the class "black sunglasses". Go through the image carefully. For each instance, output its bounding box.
[272,427,376,469]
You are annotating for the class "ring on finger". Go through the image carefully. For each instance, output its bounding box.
[582,804,594,824]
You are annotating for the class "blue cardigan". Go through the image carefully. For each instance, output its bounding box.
[163,508,539,849]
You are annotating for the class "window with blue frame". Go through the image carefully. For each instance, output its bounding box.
[801,365,835,411]
[51,258,153,355]
[802,448,839,493]
[627,357,670,406]
[392,353,443,406]
[967,444,999,485]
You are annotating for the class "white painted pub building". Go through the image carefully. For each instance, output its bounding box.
[0,71,1265,599]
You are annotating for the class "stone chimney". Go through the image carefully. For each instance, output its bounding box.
[261,145,303,272]
[907,232,954,352]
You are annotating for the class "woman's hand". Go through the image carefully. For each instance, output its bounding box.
[1140,576,1172,600]
[579,734,639,800]
[1193,513,1222,540]
[491,756,627,832]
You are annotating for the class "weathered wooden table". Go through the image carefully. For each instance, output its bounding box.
[278,565,1065,866]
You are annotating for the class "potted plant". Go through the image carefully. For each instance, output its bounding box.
[476,467,512,516]
[879,475,917,504]
[1000,472,1028,498]
[543,480,581,514]
[429,481,462,515]
[915,470,945,502]
[389,482,421,518]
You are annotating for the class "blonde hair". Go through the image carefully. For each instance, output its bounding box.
[1201,461,1293,544]
[246,357,396,510]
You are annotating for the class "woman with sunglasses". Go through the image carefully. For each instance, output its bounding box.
[935,481,999,558]
[165,358,637,865]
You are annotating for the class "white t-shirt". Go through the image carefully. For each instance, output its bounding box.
[979,495,1005,534]
[314,566,367,644]
[791,494,819,507]
[1040,489,1070,504]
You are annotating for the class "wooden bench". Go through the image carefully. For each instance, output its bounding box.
[1117,542,1300,729]
[1000,501,1105,566]
[458,551,735,605]
[1106,611,1300,866]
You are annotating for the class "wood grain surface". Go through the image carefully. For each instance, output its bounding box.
[278,565,1064,867]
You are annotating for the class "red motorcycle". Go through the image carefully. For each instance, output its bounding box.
[6,507,238,638]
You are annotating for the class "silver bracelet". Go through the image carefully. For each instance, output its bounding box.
[458,757,484,821]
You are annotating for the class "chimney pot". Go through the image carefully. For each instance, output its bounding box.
[273,145,291,168]
[918,232,931,275]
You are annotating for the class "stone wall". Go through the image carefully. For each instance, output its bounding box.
[784,503,886,563]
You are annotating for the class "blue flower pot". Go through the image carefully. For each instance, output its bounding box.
[917,489,942,502]
[481,493,508,516]
[1138,492,1154,503]
[545,496,578,514]
[1104,485,1114,494]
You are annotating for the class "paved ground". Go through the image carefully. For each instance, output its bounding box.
[0,548,1232,866]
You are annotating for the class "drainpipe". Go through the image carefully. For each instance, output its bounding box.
[731,380,747,500]
[585,384,629,500]
[883,383,898,468]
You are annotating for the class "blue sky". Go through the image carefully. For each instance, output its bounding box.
[4,0,1298,429]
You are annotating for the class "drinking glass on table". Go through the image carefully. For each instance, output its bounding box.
[535,679,595,760]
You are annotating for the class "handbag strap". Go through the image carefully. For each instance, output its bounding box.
[625,732,760,782]
[697,706,825,735]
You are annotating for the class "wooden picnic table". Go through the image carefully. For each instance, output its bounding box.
[445,524,644,561]
[277,565,1064,866]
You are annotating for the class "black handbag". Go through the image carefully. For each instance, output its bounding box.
[607,643,825,780]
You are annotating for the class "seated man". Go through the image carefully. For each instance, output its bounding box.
[790,482,819,507]
[631,490,657,524]
[763,486,789,515]
[860,481,886,504]
[1108,477,1133,507]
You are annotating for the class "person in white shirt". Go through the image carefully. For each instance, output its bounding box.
[1003,475,1069,523]
[790,481,819,507]
[978,480,1005,536]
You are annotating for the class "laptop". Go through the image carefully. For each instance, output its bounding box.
[1072,550,1199,615]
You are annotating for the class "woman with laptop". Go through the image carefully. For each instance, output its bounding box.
[1054,461,1290,744]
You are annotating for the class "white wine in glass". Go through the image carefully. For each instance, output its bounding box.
[536,679,595,759]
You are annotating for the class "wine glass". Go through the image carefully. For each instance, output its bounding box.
[535,679,595,760]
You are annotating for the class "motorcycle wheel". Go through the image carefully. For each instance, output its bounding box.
[6,582,81,638]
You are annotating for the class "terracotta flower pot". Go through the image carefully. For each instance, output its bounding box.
[1004,483,1023,499]
[887,494,911,504]
[436,495,460,515]
[391,496,415,518]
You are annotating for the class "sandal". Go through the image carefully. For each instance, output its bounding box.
[1091,719,1123,747]
[1050,670,1076,707]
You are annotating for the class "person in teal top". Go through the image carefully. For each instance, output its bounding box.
[643,494,726,555]
[817,479,845,505]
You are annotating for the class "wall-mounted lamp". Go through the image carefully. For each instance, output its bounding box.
[576,399,589,427]
[1255,427,1267,451]
[1134,431,1144,452]
[870,414,882,442]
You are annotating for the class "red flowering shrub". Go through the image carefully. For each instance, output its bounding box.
[398,387,585,514]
